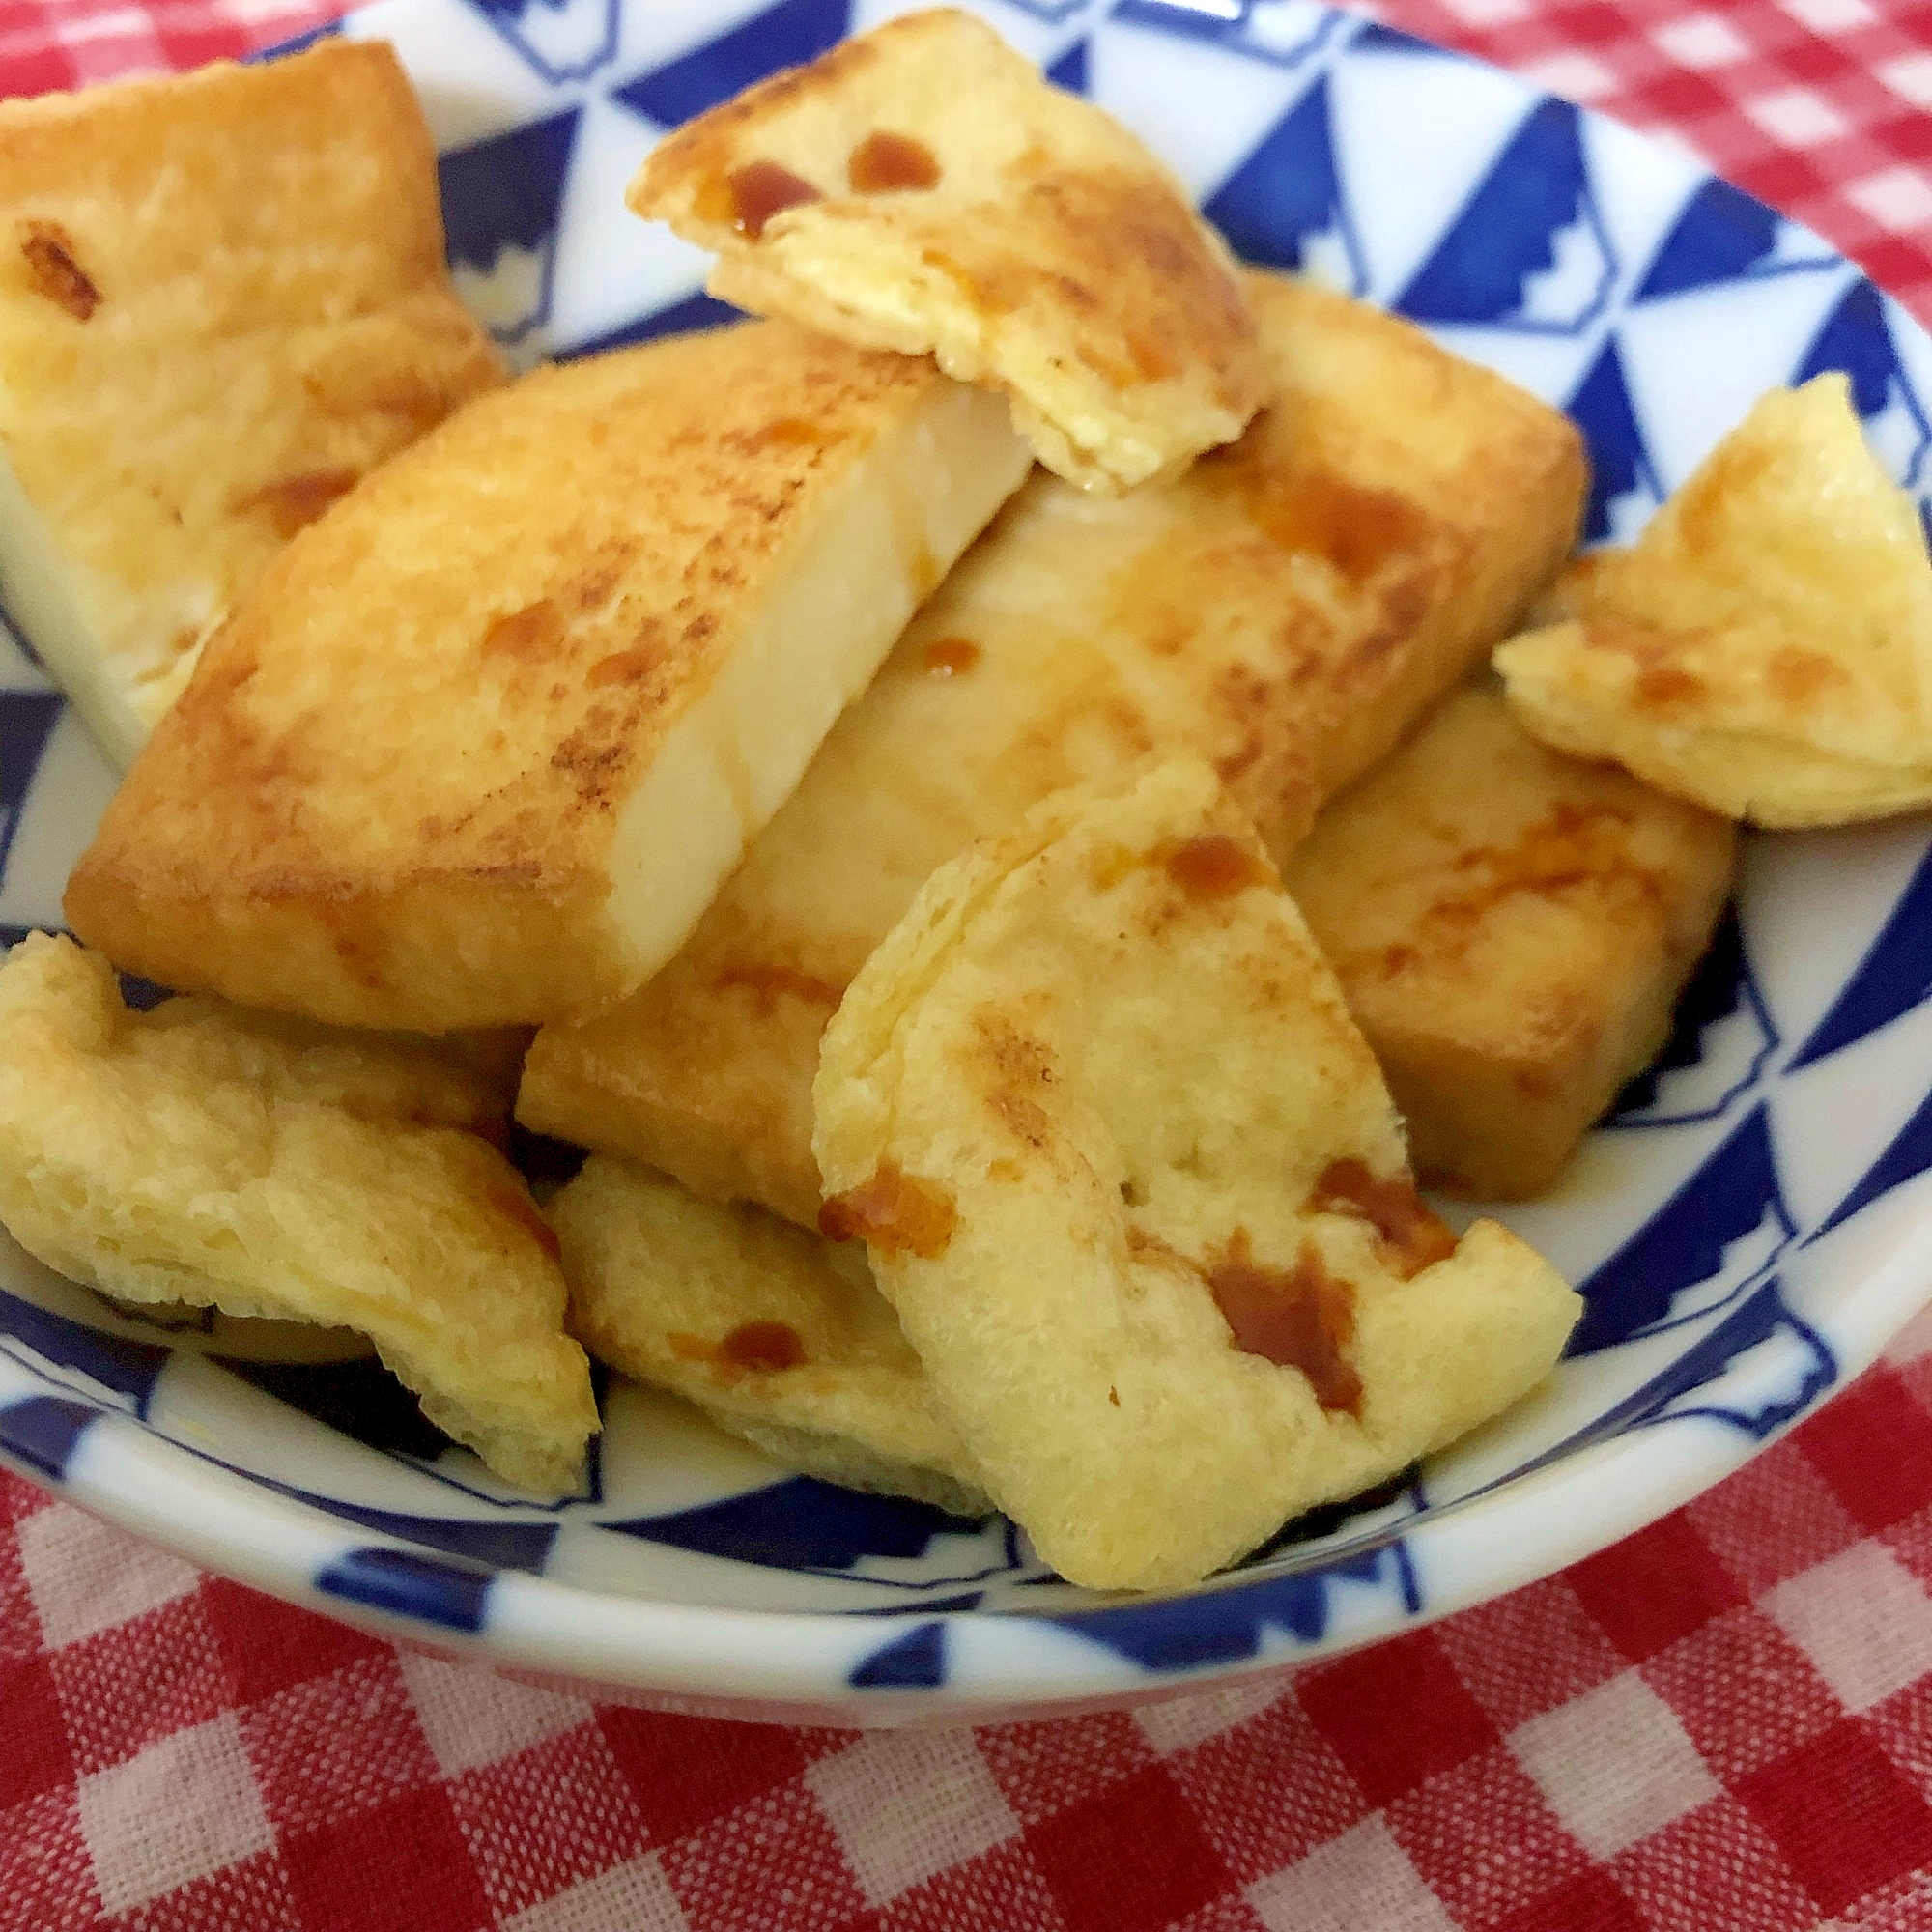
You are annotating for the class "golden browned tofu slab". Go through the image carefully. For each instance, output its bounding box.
[630,8,1264,492]
[519,274,1586,1226]
[812,761,1580,1592]
[1285,682,1736,1198]
[0,935,597,1493]
[1496,377,1932,826]
[0,41,507,765]
[552,1153,990,1516]
[65,323,1031,1030]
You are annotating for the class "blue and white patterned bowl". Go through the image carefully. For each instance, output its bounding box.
[5,0,1932,1725]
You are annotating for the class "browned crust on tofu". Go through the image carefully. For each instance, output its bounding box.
[64,323,948,1029]
[519,274,1588,1222]
[1286,682,1737,1197]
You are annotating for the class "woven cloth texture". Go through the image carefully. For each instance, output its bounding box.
[2,1,1931,1927]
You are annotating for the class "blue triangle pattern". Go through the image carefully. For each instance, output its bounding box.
[1811,1081,1932,1243]
[1634,177,1833,303]
[0,1285,170,1411]
[1789,848,1932,1070]
[316,1546,494,1632]
[1202,77,1366,295]
[1397,99,1614,334]
[1609,905,1776,1126]
[1571,1104,1793,1354]
[0,691,63,879]
[1798,279,1931,493]
[1111,0,1338,68]
[439,108,581,345]
[0,1395,100,1482]
[1566,336,1664,544]
[1054,1543,1418,1668]
[1045,35,1087,93]
[1348,19,1451,55]
[220,1355,457,1463]
[462,0,620,84]
[608,1475,993,1574]
[849,1621,947,1687]
[561,289,746,361]
[611,0,850,128]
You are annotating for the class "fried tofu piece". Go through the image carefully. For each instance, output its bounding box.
[629,8,1264,492]
[1285,682,1736,1197]
[0,42,507,766]
[812,760,1580,1592]
[1495,376,1932,825]
[552,1153,989,1516]
[64,323,1031,1030]
[0,934,596,1493]
[519,274,1586,1227]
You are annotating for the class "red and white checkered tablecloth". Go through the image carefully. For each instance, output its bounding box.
[3,4,1932,1929]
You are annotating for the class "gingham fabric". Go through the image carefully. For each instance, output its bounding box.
[3,3,1932,1929]
[5,1307,1932,1932]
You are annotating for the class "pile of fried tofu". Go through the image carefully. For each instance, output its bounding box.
[3,12,1926,1591]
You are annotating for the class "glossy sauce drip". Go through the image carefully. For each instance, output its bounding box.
[1162,833,1272,901]
[20,221,99,320]
[1306,1157,1456,1279]
[1635,663,1706,706]
[818,1158,957,1259]
[848,130,942,192]
[1250,469,1429,582]
[922,637,980,677]
[1207,1230,1361,1413]
[718,1321,807,1371]
[713,160,824,238]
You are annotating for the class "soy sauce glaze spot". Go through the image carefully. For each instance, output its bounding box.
[708,160,824,238]
[1162,833,1272,901]
[19,219,98,320]
[848,130,942,193]
[1207,1230,1361,1413]
[719,1321,807,1371]
[922,637,980,677]
[1306,1157,1456,1279]
[819,1158,957,1259]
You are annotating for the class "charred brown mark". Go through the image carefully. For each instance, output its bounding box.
[922,637,981,677]
[19,220,99,320]
[818,1159,957,1259]
[238,468,360,540]
[483,598,565,661]
[1306,1157,1457,1280]
[1161,832,1273,902]
[701,160,824,238]
[738,416,829,454]
[586,644,658,688]
[1207,1229,1361,1413]
[848,130,942,192]
[1636,663,1706,707]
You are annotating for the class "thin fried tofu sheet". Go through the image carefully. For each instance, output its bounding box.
[813,760,1580,1591]
[0,934,597,1495]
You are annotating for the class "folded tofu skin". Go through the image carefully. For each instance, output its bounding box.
[0,935,598,1494]
[1286,682,1737,1197]
[630,8,1265,492]
[65,321,1032,1030]
[519,273,1586,1227]
[1496,376,1932,826]
[0,41,507,765]
[552,1153,991,1517]
[812,761,1581,1592]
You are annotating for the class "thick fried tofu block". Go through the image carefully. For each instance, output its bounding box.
[552,1154,989,1516]
[64,323,1031,1030]
[630,8,1264,492]
[0,935,596,1493]
[519,274,1586,1227]
[1285,683,1736,1198]
[1496,376,1932,825]
[0,42,507,765]
[812,761,1580,1592]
